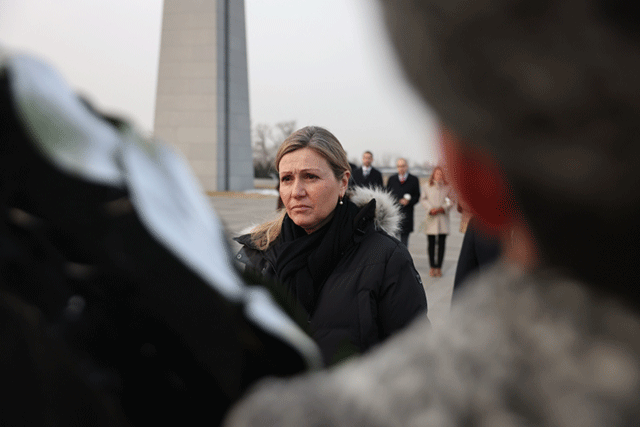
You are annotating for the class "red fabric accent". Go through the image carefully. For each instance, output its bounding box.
[439,127,517,234]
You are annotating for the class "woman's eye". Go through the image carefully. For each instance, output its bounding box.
[305,174,318,180]
[281,176,291,182]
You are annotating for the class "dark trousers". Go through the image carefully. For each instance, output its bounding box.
[400,232,410,247]
[427,234,447,268]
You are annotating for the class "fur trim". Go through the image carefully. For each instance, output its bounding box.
[348,186,402,238]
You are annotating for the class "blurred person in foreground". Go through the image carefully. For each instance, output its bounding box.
[0,48,321,425]
[419,166,454,277]
[223,0,640,425]
[235,126,428,365]
[385,157,420,247]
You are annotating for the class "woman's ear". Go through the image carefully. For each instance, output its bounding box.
[439,126,517,235]
[341,171,350,193]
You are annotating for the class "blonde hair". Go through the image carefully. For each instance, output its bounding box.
[428,166,448,186]
[250,126,350,250]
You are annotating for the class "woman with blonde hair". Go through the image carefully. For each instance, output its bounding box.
[420,166,454,277]
[235,126,427,365]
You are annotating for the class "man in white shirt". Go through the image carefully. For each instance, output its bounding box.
[351,151,383,188]
[385,158,420,246]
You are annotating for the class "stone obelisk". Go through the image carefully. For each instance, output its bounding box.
[153,0,253,192]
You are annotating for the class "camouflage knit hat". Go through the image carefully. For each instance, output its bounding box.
[379,0,640,211]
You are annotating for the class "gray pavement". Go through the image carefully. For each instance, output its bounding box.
[209,191,463,330]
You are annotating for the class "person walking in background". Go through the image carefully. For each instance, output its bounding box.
[351,151,383,188]
[235,126,427,365]
[452,215,500,300]
[452,197,500,298]
[420,166,453,277]
[386,158,420,247]
[347,160,357,189]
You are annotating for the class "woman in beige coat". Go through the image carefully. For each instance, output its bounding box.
[420,167,454,277]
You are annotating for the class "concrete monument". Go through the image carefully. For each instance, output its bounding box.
[154,0,253,192]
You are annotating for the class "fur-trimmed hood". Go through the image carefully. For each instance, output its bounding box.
[347,186,402,239]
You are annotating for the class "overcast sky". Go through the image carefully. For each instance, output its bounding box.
[0,0,440,167]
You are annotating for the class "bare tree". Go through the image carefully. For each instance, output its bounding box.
[252,123,274,178]
[252,123,272,163]
[251,120,297,178]
[273,121,297,143]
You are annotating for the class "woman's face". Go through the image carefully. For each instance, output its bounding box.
[279,147,349,234]
[433,168,444,182]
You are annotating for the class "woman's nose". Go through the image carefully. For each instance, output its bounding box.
[292,179,306,197]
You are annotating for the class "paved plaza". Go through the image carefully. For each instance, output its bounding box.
[208,187,464,330]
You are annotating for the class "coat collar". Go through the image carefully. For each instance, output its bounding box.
[347,186,402,238]
[237,185,403,251]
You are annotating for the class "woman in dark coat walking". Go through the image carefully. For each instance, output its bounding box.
[236,126,428,365]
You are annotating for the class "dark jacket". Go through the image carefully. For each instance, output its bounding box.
[348,162,358,188]
[385,173,421,234]
[452,216,501,299]
[352,166,384,189]
[235,187,428,365]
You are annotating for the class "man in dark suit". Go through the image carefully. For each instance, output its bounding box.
[348,161,358,189]
[352,151,383,188]
[385,158,420,247]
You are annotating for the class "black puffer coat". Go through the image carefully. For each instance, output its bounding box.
[236,187,428,364]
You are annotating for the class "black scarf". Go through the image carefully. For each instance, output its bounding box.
[270,198,374,315]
